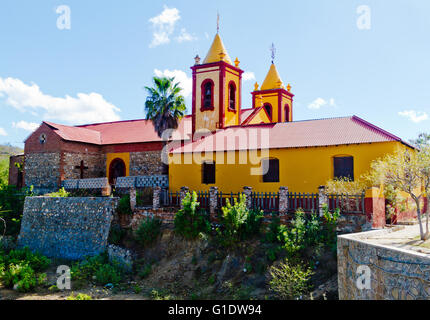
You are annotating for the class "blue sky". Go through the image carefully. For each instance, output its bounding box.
[1,0,430,148]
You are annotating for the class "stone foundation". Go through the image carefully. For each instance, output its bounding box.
[18,196,118,260]
[25,152,61,193]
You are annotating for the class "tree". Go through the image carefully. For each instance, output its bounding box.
[409,132,430,149]
[144,76,186,139]
[371,148,429,240]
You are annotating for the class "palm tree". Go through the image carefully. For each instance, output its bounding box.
[144,76,186,139]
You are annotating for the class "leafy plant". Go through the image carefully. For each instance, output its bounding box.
[66,293,92,300]
[269,258,313,300]
[70,252,125,288]
[174,191,210,239]
[138,263,152,279]
[216,194,263,246]
[0,247,50,292]
[108,225,126,245]
[134,217,162,247]
[46,187,69,197]
[117,195,132,215]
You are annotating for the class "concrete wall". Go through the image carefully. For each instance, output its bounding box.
[338,229,430,300]
[18,196,118,260]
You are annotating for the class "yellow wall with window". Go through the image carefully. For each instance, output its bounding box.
[169,141,409,193]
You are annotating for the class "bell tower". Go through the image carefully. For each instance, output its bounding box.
[191,32,243,136]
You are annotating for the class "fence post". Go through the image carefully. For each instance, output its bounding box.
[278,186,288,216]
[130,187,136,211]
[318,185,328,217]
[243,186,253,210]
[153,186,161,210]
[180,186,189,209]
[209,186,218,216]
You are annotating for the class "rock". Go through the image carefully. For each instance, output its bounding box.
[216,255,241,284]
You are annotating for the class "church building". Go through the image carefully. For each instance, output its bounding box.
[11,30,414,195]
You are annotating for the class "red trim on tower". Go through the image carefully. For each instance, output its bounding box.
[278,92,282,122]
[227,80,237,113]
[219,64,226,129]
[192,69,196,136]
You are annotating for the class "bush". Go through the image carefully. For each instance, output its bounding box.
[174,191,210,239]
[117,195,132,215]
[108,225,126,245]
[0,186,33,237]
[46,187,69,197]
[216,194,263,247]
[95,264,122,285]
[67,293,92,300]
[70,252,125,287]
[0,247,50,292]
[269,258,313,300]
[134,217,162,246]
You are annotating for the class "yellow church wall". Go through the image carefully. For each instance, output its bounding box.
[260,93,279,122]
[224,68,240,127]
[106,152,130,181]
[169,141,407,193]
[280,94,293,122]
[195,68,220,132]
[246,108,271,124]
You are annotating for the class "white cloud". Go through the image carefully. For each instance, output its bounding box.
[149,6,180,48]
[398,110,428,123]
[308,97,336,110]
[0,128,7,136]
[0,77,121,125]
[175,28,197,43]
[243,72,256,81]
[154,69,192,98]
[12,120,40,132]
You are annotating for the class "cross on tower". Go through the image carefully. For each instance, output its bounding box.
[75,160,89,179]
[270,43,276,64]
[217,12,220,34]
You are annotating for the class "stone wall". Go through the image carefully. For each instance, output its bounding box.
[18,196,118,260]
[63,152,106,180]
[25,152,61,194]
[338,229,430,300]
[130,151,164,176]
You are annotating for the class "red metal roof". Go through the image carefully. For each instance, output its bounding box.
[43,116,192,145]
[172,116,413,154]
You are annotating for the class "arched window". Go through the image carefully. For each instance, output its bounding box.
[228,81,236,111]
[263,103,272,121]
[261,158,279,183]
[109,158,126,185]
[285,104,290,122]
[334,156,354,181]
[201,79,214,110]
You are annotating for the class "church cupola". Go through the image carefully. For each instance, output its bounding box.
[191,31,243,136]
[252,47,294,123]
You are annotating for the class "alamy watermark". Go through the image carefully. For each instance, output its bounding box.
[357,5,371,30]
[356,265,371,290]
[56,265,71,290]
[56,5,71,30]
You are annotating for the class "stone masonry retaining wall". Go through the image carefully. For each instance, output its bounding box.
[338,228,430,300]
[25,152,61,194]
[18,197,118,260]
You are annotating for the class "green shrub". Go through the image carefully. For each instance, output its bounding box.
[67,293,92,300]
[70,253,124,287]
[0,186,33,237]
[134,217,162,246]
[108,225,126,245]
[269,258,313,300]
[95,263,122,285]
[321,205,340,251]
[117,195,132,215]
[138,263,152,279]
[216,194,263,246]
[46,187,69,197]
[0,247,50,292]
[174,191,210,239]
